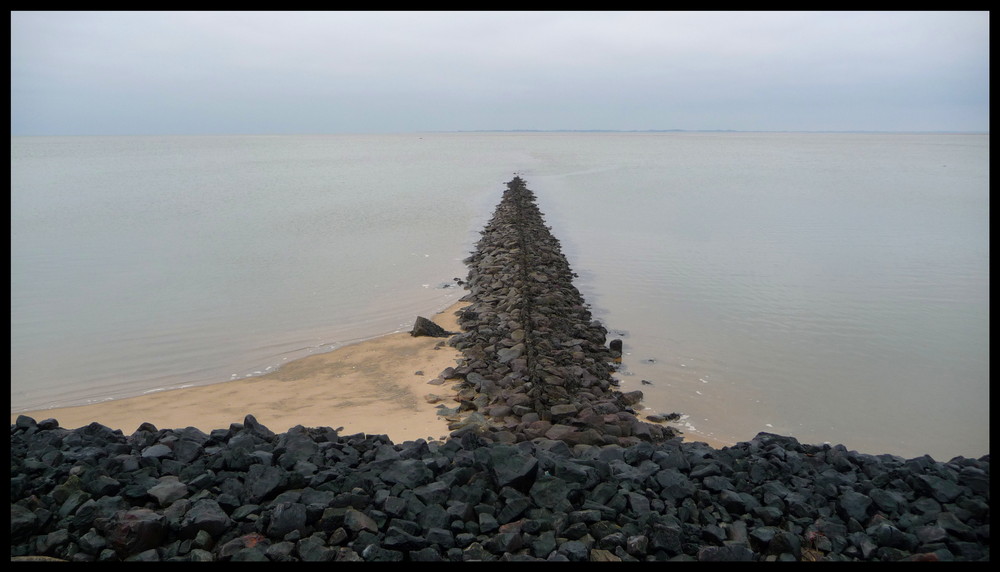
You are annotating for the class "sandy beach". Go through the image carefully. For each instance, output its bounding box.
[10,302,471,443]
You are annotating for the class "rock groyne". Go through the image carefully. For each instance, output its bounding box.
[10,178,989,562]
[443,176,673,445]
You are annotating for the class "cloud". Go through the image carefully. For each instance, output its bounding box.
[10,11,990,134]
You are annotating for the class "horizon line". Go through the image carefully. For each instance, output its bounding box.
[10,128,989,137]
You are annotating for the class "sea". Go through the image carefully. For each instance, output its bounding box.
[10,132,989,462]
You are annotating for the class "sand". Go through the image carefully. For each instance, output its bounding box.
[10,300,732,449]
[10,302,470,443]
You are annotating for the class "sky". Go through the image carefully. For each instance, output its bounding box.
[10,11,990,135]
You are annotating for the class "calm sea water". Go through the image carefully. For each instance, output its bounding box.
[10,133,989,461]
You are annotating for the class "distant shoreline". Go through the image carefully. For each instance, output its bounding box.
[11,130,988,138]
[442,129,989,134]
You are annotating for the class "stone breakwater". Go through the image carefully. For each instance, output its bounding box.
[442,176,672,445]
[10,178,990,562]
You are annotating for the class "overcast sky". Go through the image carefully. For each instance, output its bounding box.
[10,11,990,135]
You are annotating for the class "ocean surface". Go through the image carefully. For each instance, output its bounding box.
[10,132,989,461]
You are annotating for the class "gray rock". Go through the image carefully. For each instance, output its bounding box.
[244,464,286,503]
[837,490,873,523]
[297,534,335,561]
[698,543,757,561]
[11,503,39,539]
[77,528,108,554]
[529,475,576,511]
[267,502,307,539]
[379,459,434,488]
[140,444,173,459]
[487,444,538,490]
[383,525,429,551]
[147,476,188,507]
[343,508,378,534]
[557,539,589,561]
[179,499,231,539]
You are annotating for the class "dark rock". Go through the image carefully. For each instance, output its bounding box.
[244,464,286,503]
[768,530,802,559]
[362,544,405,561]
[462,541,496,561]
[410,546,446,561]
[106,508,167,557]
[11,503,39,540]
[297,534,336,561]
[936,511,976,541]
[532,530,558,558]
[124,548,160,561]
[383,525,429,551]
[343,508,379,534]
[266,502,307,539]
[380,459,434,488]
[487,444,538,491]
[36,528,70,555]
[141,443,173,459]
[263,540,294,561]
[529,475,576,511]
[217,532,268,559]
[411,316,453,338]
[837,490,873,522]
[230,547,268,561]
[620,390,644,406]
[913,474,964,503]
[698,543,757,561]
[557,539,590,561]
[179,499,232,539]
[147,476,188,507]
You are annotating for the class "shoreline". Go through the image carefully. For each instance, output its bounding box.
[9,302,470,443]
[9,298,733,450]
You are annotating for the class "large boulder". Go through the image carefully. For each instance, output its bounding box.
[106,508,167,557]
[179,499,232,539]
[410,316,453,338]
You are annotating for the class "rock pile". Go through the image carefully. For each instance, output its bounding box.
[10,415,989,561]
[444,176,674,445]
[10,177,989,561]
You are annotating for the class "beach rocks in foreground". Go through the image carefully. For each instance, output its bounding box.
[10,415,990,561]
